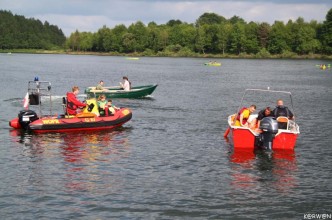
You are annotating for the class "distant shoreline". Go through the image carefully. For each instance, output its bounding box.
[1,49,332,60]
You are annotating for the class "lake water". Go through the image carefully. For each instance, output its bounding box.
[1,54,332,219]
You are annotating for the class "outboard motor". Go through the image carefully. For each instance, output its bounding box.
[18,110,38,129]
[259,117,278,150]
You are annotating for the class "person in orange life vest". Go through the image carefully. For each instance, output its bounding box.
[66,86,87,115]
[234,105,256,127]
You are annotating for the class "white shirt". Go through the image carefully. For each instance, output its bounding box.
[121,80,130,91]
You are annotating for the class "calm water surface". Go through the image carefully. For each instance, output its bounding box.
[1,54,332,219]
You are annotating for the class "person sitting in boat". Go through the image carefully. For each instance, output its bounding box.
[66,86,87,115]
[272,99,294,129]
[97,94,108,116]
[96,80,105,90]
[119,76,131,91]
[256,107,272,128]
[234,105,256,128]
[272,99,294,120]
[105,99,120,115]
[97,95,119,116]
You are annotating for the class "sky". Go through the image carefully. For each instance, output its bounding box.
[0,0,331,36]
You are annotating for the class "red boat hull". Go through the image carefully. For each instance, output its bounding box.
[232,127,256,149]
[231,127,298,151]
[272,132,298,150]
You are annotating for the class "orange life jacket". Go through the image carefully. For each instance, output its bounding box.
[236,107,249,124]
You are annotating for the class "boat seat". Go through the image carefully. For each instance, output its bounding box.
[277,116,289,130]
[89,89,102,93]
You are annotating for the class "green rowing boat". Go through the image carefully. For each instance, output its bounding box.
[85,84,158,99]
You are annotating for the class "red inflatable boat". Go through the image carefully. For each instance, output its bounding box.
[9,80,132,133]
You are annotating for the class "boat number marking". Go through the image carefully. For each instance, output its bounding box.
[42,119,60,124]
[83,118,96,122]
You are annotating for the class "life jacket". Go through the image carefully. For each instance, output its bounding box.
[236,107,248,122]
[104,107,109,116]
[66,96,77,115]
[66,92,86,115]
[104,106,115,116]
[272,106,291,118]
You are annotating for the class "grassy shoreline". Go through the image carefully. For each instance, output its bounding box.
[1,49,332,59]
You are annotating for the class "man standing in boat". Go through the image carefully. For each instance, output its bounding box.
[66,86,87,115]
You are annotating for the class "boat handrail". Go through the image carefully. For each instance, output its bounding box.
[27,80,52,116]
[244,88,292,95]
[237,88,296,123]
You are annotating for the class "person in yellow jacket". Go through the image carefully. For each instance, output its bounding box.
[234,105,256,127]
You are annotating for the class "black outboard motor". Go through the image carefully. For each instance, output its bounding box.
[18,110,38,129]
[259,117,279,150]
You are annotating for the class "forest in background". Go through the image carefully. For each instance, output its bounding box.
[0,10,66,50]
[1,9,332,58]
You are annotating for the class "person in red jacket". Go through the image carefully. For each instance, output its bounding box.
[66,86,87,115]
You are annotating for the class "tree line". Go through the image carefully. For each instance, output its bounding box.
[0,10,66,50]
[66,9,332,57]
[1,9,331,56]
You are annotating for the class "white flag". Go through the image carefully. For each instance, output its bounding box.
[23,92,29,109]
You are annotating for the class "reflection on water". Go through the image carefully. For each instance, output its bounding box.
[3,56,332,218]
[9,128,131,193]
[60,130,130,163]
[229,148,297,193]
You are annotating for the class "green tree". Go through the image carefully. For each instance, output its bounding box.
[168,23,195,50]
[290,18,321,54]
[0,10,65,50]
[257,22,271,49]
[166,19,182,27]
[101,27,113,52]
[128,21,148,52]
[93,25,115,52]
[229,22,246,54]
[268,21,291,54]
[229,15,246,25]
[67,30,80,51]
[216,22,233,54]
[146,22,161,52]
[79,32,94,51]
[244,22,260,54]
[196,12,226,26]
[122,33,136,52]
[321,8,332,54]
[110,24,127,52]
[195,25,207,54]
